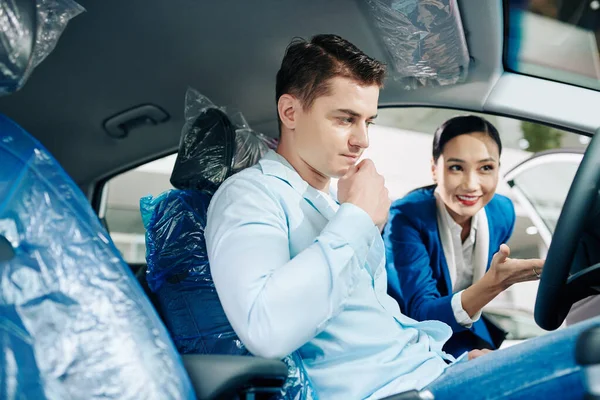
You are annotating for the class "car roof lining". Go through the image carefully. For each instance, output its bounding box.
[0,0,598,195]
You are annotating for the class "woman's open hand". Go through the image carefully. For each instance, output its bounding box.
[488,244,544,290]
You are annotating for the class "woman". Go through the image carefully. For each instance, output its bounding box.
[383,115,544,358]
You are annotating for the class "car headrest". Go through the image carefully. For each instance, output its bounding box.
[169,88,273,193]
[170,107,236,193]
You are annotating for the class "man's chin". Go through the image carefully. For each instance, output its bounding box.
[331,166,351,179]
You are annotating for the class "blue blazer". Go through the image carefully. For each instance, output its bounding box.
[383,187,515,357]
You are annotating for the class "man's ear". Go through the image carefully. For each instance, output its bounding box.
[431,157,437,183]
[278,94,299,131]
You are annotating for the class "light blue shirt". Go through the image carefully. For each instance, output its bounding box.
[206,150,453,399]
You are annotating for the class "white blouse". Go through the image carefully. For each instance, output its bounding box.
[435,192,490,328]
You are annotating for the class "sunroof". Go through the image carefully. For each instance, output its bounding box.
[505,0,600,91]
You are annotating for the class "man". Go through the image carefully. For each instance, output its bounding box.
[206,34,596,399]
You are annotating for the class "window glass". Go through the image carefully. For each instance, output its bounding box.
[103,154,176,264]
[510,158,581,233]
[102,107,586,322]
[367,107,586,316]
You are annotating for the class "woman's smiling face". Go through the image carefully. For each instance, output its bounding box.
[432,132,500,225]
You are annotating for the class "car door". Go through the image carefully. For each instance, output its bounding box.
[503,149,599,325]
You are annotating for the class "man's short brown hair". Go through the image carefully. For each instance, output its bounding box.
[276,34,386,123]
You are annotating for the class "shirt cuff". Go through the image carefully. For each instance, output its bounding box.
[325,203,377,263]
[451,290,482,328]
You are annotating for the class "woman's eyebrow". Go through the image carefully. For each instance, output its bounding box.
[446,157,497,163]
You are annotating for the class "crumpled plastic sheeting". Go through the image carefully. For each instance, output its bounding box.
[170,87,276,194]
[274,352,319,400]
[365,0,469,90]
[32,0,84,70]
[141,190,317,400]
[0,114,194,400]
[0,0,84,95]
[0,1,35,92]
[140,189,248,355]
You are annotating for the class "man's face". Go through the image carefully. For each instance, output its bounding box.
[291,77,379,178]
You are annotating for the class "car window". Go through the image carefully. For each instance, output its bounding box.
[506,0,600,90]
[102,107,585,279]
[368,108,583,260]
[506,153,583,243]
[103,154,176,264]
[368,107,585,315]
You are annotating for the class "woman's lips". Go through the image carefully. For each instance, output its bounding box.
[456,194,480,206]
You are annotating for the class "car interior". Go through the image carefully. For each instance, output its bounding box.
[2,0,600,399]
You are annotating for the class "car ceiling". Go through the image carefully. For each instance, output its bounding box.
[0,0,598,197]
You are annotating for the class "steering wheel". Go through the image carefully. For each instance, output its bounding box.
[535,128,600,330]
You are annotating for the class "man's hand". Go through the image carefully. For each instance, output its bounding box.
[468,349,493,360]
[337,159,390,228]
[487,244,545,290]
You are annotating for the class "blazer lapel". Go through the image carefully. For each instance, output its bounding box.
[473,208,490,283]
[434,192,456,294]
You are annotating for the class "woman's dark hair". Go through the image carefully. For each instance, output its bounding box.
[432,115,502,162]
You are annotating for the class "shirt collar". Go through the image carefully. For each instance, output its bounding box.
[258,150,338,201]
[258,150,309,193]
